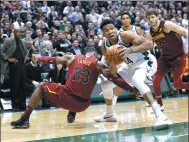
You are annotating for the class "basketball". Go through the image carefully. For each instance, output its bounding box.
[105,46,123,65]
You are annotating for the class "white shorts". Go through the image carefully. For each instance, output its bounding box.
[118,54,157,86]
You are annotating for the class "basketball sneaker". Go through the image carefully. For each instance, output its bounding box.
[10,116,30,129]
[153,115,172,130]
[93,112,118,122]
[160,105,164,112]
[146,102,150,107]
[67,111,76,123]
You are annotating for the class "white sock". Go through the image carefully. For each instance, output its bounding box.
[106,105,114,116]
[151,102,165,119]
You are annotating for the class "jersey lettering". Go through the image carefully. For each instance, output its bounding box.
[157,39,168,48]
[72,67,91,84]
[124,57,133,64]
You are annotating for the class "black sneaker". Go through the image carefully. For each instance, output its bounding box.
[67,111,76,123]
[10,116,30,129]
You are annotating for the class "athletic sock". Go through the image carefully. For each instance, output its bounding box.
[155,95,163,107]
[106,105,114,116]
[151,102,166,120]
[22,105,34,119]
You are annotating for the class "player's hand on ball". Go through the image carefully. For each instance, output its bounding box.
[105,55,115,65]
[118,46,132,59]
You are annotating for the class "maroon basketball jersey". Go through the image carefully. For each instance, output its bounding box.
[150,20,184,60]
[65,55,99,100]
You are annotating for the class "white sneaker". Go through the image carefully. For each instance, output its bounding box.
[93,112,118,122]
[153,116,172,130]
[161,105,164,111]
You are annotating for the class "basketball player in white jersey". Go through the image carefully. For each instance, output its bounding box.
[119,11,143,36]
[94,19,172,130]
[109,11,144,104]
[100,12,148,107]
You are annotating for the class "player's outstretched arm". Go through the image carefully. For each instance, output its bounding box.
[119,31,153,58]
[56,54,75,65]
[38,54,75,66]
[164,21,188,37]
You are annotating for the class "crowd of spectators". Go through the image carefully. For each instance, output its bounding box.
[0,1,188,110]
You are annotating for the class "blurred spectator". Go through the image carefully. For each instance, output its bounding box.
[0,28,27,111]
[1,34,8,44]
[48,64,67,85]
[68,6,83,23]
[41,1,51,13]
[67,39,83,55]
[87,37,95,48]
[13,17,25,29]
[53,30,71,52]
[26,53,43,96]
[40,40,55,72]
[35,29,44,44]
[182,13,188,27]
[63,2,74,16]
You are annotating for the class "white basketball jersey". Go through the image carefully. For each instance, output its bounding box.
[119,25,138,35]
[103,32,150,68]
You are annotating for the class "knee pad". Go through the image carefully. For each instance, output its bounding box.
[101,80,116,99]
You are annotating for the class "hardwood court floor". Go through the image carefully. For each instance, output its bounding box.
[1,97,188,142]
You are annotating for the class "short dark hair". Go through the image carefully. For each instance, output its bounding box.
[84,47,97,54]
[100,19,115,30]
[87,37,94,41]
[146,8,158,16]
[121,11,131,19]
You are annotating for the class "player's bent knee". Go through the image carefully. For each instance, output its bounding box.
[132,78,150,96]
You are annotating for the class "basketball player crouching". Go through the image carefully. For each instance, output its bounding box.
[94,19,172,130]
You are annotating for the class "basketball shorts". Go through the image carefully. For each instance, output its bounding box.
[118,54,157,85]
[40,82,90,112]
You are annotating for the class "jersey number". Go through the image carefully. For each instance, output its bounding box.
[124,57,133,64]
[73,67,91,84]
[158,39,168,48]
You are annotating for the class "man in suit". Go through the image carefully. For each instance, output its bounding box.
[0,28,27,111]
[67,39,83,55]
